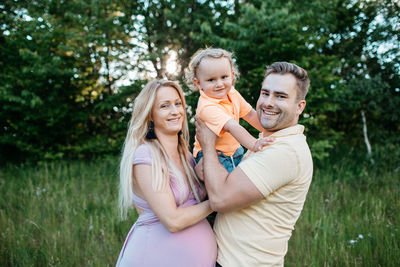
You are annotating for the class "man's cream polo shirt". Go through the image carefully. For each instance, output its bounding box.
[214,124,313,267]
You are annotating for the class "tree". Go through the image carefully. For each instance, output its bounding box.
[198,0,400,160]
[1,0,398,162]
[129,0,233,80]
[317,0,400,158]
[197,0,342,159]
[0,0,140,162]
[0,0,234,162]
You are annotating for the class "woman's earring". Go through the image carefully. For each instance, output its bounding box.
[146,121,157,139]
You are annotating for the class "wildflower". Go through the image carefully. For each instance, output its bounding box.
[42,188,46,193]
[89,225,94,230]
[358,234,363,239]
[349,239,356,244]
[36,190,40,196]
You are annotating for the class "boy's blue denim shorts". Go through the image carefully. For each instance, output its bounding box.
[194,146,244,173]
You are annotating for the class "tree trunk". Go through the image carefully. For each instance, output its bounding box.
[361,109,374,164]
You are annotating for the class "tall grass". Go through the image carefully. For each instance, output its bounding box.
[0,158,135,266]
[0,147,399,266]
[286,146,400,266]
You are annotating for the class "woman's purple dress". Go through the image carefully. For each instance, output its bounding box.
[116,144,217,267]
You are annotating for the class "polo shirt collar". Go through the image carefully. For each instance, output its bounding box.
[199,88,234,103]
[261,124,304,139]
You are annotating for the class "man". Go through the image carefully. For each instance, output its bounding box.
[195,62,313,266]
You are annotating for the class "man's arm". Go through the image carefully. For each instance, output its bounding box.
[196,117,264,213]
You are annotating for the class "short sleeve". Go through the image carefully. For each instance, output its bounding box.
[238,143,298,196]
[235,90,253,118]
[198,105,232,136]
[133,144,152,166]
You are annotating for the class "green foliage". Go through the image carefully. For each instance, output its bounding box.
[189,0,400,160]
[0,0,399,162]
[1,1,84,162]
[130,0,232,79]
[0,0,142,163]
[194,0,344,158]
[316,0,400,148]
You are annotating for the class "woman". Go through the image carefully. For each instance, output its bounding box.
[117,79,217,266]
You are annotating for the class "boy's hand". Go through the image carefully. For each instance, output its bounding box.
[252,137,274,151]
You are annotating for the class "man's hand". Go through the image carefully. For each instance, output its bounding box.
[195,116,218,150]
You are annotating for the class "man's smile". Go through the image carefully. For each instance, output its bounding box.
[261,107,280,116]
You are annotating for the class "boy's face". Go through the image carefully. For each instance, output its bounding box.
[194,57,234,100]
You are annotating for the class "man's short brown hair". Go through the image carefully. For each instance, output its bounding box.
[264,62,310,100]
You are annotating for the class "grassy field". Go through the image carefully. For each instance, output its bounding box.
[286,147,399,266]
[0,148,399,266]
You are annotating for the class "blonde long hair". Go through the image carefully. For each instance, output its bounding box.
[119,79,204,220]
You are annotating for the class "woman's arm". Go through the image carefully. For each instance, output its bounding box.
[133,164,212,233]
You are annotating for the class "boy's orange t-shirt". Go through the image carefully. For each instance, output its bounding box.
[193,87,252,157]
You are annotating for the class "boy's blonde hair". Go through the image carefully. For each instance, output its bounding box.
[185,47,240,91]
